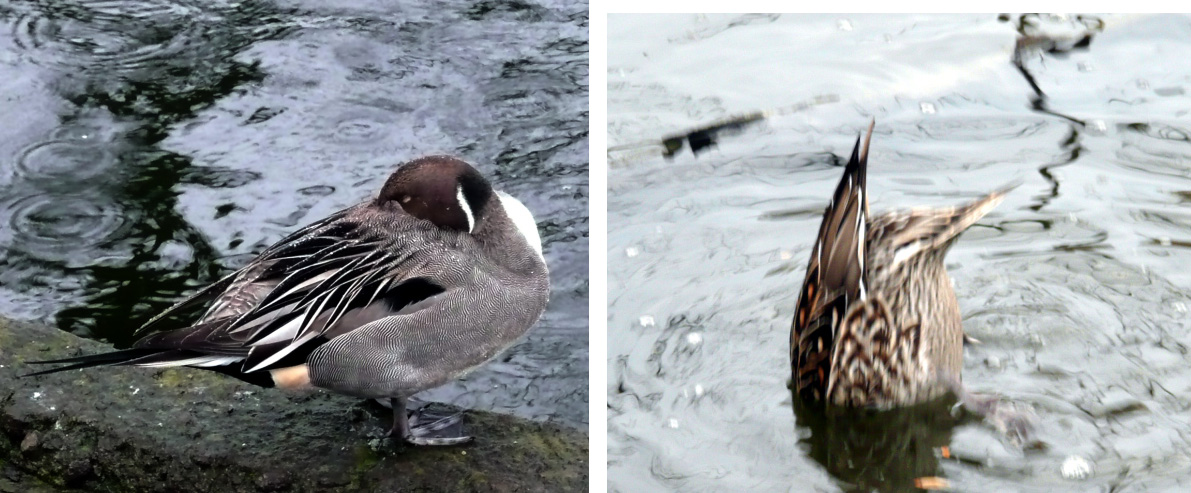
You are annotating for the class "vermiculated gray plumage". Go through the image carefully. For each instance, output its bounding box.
[28,156,549,445]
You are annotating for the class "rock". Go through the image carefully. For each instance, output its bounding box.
[0,317,587,492]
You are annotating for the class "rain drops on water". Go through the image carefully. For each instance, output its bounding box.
[920,102,937,115]
[639,315,656,328]
[1061,455,1093,480]
[686,332,703,345]
[626,246,639,257]
[668,418,680,429]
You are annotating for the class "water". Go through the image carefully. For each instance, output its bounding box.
[0,0,588,428]
[608,14,1191,492]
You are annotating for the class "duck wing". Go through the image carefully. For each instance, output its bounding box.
[27,206,450,379]
[790,120,874,402]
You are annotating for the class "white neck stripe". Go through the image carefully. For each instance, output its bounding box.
[457,184,475,233]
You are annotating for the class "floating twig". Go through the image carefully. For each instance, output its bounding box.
[608,94,840,161]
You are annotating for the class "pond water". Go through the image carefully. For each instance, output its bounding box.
[608,14,1191,492]
[0,0,588,428]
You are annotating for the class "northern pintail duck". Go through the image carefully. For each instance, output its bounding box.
[790,121,1012,408]
[29,156,549,446]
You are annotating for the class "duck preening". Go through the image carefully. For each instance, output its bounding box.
[27,155,550,446]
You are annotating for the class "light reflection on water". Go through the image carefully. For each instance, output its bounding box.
[609,13,1191,492]
[0,0,588,428]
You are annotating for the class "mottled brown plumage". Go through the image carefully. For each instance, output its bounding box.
[790,120,1013,408]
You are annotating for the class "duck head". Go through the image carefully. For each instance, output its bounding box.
[378,155,494,234]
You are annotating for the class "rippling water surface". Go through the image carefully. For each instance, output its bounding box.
[0,0,588,427]
[608,14,1191,492]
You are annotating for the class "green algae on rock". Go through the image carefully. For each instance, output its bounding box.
[0,317,587,492]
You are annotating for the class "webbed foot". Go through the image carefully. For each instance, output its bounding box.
[938,374,1037,445]
[386,398,473,446]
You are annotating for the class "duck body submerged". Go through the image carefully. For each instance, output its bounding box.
[790,121,1010,408]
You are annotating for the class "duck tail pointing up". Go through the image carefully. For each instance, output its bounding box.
[941,179,1020,244]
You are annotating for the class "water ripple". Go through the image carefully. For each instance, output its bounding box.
[14,139,115,183]
[0,191,129,264]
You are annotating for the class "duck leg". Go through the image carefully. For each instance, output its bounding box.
[387,397,473,446]
[937,375,1035,444]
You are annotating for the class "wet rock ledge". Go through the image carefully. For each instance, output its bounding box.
[0,318,586,492]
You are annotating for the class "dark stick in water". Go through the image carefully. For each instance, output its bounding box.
[607,94,839,161]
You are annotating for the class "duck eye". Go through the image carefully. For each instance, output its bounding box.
[401,195,412,204]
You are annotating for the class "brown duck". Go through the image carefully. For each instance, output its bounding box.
[790,120,1013,408]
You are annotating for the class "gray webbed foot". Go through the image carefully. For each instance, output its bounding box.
[386,398,473,446]
[936,373,1037,445]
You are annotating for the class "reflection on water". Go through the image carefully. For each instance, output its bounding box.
[608,13,1191,492]
[0,0,588,428]
[793,398,962,493]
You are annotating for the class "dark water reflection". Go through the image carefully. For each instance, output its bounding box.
[793,398,962,493]
[609,13,1191,492]
[0,0,588,427]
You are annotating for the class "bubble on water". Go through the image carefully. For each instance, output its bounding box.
[687,332,703,345]
[779,250,792,260]
[335,119,385,143]
[50,123,105,142]
[298,185,336,196]
[151,240,195,271]
[694,384,705,396]
[1061,455,1093,480]
[985,355,1002,369]
[920,102,937,115]
[668,418,679,429]
[625,246,639,257]
[1030,334,1045,346]
[1154,86,1185,97]
[639,315,655,327]
[837,19,853,32]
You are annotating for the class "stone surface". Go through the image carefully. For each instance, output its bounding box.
[0,317,586,492]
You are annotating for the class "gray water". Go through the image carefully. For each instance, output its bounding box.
[608,14,1191,492]
[0,0,588,428]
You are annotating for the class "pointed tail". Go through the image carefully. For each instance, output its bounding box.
[21,348,163,377]
[930,179,1020,251]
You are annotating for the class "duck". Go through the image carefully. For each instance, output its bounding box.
[789,120,1013,408]
[27,155,550,446]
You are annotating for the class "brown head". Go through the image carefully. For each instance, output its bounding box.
[377,156,494,233]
